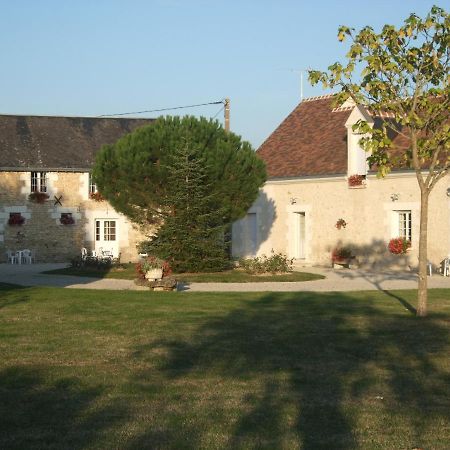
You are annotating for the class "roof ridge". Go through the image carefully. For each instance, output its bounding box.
[331,106,354,112]
[0,113,153,120]
[301,94,335,102]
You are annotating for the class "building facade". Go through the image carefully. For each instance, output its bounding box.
[0,115,152,262]
[232,95,450,270]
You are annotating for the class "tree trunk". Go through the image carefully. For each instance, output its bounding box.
[416,188,429,317]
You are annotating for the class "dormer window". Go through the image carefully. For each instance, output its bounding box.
[345,105,374,179]
[31,171,47,193]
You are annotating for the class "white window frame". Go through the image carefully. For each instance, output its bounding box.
[31,171,47,193]
[89,173,98,195]
[395,210,412,241]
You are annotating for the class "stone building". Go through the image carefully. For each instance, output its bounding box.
[232,95,450,270]
[0,114,152,262]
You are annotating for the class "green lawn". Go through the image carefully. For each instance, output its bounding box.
[1,284,449,449]
[43,264,325,283]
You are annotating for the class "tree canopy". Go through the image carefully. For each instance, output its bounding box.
[309,5,449,316]
[93,115,266,226]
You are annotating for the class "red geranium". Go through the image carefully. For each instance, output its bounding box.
[388,237,411,254]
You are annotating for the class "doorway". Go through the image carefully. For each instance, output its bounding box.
[294,212,306,259]
[94,219,119,257]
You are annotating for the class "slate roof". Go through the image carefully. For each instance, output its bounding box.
[257,95,352,178]
[0,114,153,170]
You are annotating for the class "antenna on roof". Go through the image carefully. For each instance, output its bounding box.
[282,69,307,102]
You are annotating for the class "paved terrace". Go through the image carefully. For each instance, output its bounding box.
[1,263,450,292]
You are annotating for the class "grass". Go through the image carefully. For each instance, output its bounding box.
[0,283,449,449]
[43,264,325,283]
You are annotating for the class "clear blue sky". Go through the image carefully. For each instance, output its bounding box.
[0,0,447,148]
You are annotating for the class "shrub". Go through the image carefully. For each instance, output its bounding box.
[388,237,411,255]
[239,252,293,274]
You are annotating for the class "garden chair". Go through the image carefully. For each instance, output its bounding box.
[443,257,450,277]
[21,249,33,264]
[81,247,88,261]
[6,250,17,264]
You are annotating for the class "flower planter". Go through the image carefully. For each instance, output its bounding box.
[29,192,49,203]
[145,268,163,281]
[332,258,352,268]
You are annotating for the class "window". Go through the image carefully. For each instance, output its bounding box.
[396,210,412,241]
[95,220,116,241]
[89,173,98,194]
[104,221,116,241]
[31,172,47,193]
[60,213,74,225]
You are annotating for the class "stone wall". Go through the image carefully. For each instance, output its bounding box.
[0,171,149,263]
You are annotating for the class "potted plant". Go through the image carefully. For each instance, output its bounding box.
[89,192,104,202]
[348,174,366,187]
[8,213,25,226]
[335,218,347,229]
[388,237,411,255]
[29,192,49,203]
[138,256,171,281]
[331,246,354,267]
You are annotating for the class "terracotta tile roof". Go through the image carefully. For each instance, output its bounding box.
[0,115,153,170]
[257,95,352,178]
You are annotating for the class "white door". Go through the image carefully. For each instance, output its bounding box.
[95,219,119,257]
[294,212,306,259]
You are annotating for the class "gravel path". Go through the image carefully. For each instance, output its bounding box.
[1,263,450,292]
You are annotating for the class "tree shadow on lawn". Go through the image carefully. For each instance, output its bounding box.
[132,291,450,449]
[0,366,128,450]
[0,283,30,310]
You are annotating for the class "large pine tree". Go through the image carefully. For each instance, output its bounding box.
[140,144,230,272]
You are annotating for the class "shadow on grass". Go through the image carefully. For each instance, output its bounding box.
[383,289,417,315]
[0,366,127,450]
[0,283,30,310]
[132,291,449,449]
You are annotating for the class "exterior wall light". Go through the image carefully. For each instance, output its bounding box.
[390,193,399,202]
[447,188,450,197]
[290,197,298,205]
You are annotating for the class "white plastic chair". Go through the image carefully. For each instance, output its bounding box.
[443,257,450,277]
[21,249,33,264]
[81,248,88,261]
[6,251,17,264]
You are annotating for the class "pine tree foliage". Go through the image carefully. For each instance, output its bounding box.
[92,116,266,226]
[139,144,230,272]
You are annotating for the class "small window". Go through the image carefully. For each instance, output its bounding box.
[89,173,98,195]
[60,213,74,225]
[31,172,47,193]
[396,210,412,241]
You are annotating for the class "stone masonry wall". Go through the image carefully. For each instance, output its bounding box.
[0,171,149,263]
